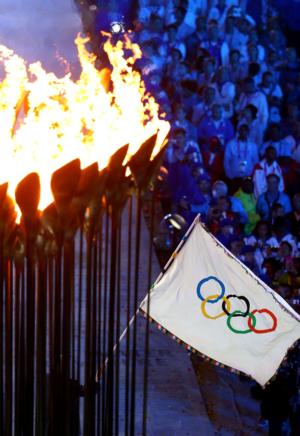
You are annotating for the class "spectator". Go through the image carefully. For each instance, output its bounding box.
[207,0,232,28]
[234,177,260,234]
[260,123,296,159]
[265,217,298,257]
[164,24,187,60]
[198,103,234,148]
[244,220,271,271]
[212,180,248,224]
[238,103,264,147]
[200,24,227,66]
[236,76,269,131]
[252,145,284,198]
[227,49,246,84]
[185,15,207,63]
[212,66,236,117]
[256,174,292,221]
[259,70,283,103]
[165,127,202,167]
[197,57,216,86]
[192,85,216,124]
[224,124,258,187]
[216,218,236,248]
[240,245,260,275]
[287,193,300,235]
[202,136,224,182]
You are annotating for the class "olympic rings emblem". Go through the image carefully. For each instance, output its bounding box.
[197,276,277,335]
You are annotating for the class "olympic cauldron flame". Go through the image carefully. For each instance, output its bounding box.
[0,34,169,230]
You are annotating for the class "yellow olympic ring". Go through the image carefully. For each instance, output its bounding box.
[201,294,231,320]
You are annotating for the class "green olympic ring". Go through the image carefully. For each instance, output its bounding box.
[227,310,257,334]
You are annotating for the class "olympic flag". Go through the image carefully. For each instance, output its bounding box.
[140,217,300,385]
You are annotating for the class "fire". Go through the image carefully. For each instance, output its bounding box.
[0,34,169,216]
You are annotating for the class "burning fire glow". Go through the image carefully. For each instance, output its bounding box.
[0,34,170,215]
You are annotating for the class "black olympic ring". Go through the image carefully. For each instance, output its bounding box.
[221,295,250,318]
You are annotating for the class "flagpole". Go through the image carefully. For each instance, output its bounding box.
[95,215,202,382]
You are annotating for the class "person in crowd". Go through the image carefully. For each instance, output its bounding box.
[260,372,293,435]
[230,15,250,59]
[256,173,292,221]
[223,14,236,49]
[185,15,207,63]
[179,172,212,221]
[265,216,298,257]
[165,127,202,168]
[207,0,232,28]
[198,103,234,148]
[244,220,271,271]
[287,193,300,235]
[237,103,264,147]
[240,245,260,275]
[282,104,300,136]
[280,47,300,88]
[192,85,216,124]
[172,102,198,140]
[212,66,236,118]
[138,0,166,25]
[202,136,224,182]
[228,235,244,259]
[216,218,236,248]
[252,145,284,198]
[236,76,269,131]
[224,124,258,191]
[260,123,296,159]
[196,172,212,204]
[227,49,246,84]
[248,28,265,62]
[138,12,165,43]
[211,179,248,224]
[200,23,227,66]
[197,57,216,87]
[234,177,260,235]
[163,23,187,59]
[259,70,283,104]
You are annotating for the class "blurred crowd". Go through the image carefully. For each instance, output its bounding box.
[129,1,300,433]
[127,0,300,311]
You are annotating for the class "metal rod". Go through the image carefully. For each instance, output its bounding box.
[130,189,142,435]
[142,189,156,435]
[125,195,133,436]
[104,206,118,435]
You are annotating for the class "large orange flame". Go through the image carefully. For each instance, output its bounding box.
[0,34,170,215]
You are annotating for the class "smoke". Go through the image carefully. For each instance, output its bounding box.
[0,0,82,75]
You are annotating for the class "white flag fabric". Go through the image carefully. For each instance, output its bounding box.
[140,217,300,386]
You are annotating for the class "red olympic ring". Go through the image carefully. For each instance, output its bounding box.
[247,308,277,334]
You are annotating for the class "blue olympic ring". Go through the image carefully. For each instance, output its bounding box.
[196,276,225,303]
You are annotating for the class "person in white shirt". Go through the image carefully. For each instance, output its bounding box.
[163,24,187,59]
[238,104,264,147]
[260,123,296,159]
[192,86,216,124]
[248,28,265,62]
[252,145,284,198]
[259,71,283,103]
[236,76,269,131]
[212,66,236,118]
[224,123,259,182]
[207,0,233,29]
